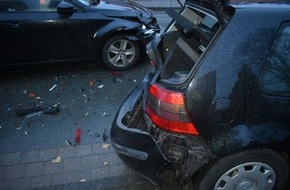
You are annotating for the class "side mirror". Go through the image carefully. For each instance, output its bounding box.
[57,1,76,16]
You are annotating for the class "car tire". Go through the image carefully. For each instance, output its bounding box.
[192,149,288,190]
[102,35,140,70]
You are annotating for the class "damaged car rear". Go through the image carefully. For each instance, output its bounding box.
[111,0,290,189]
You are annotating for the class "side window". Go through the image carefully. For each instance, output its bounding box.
[260,22,290,97]
[0,0,59,12]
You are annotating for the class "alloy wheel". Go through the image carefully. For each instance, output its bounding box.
[107,39,136,67]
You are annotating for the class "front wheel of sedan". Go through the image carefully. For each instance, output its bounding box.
[102,35,140,70]
[192,149,288,190]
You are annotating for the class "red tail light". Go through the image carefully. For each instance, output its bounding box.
[145,84,199,135]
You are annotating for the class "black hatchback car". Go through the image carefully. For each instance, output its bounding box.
[111,0,290,189]
[0,0,159,70]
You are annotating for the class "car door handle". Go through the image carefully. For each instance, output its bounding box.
[6,23,23,28]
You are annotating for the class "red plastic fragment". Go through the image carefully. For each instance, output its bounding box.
[75,128,81,144]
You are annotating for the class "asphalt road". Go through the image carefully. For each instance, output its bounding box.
[0,62,153,153]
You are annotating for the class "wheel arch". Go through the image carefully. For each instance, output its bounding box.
[93,20,141,48]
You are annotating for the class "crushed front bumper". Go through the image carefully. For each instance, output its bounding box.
[110,74,169,185]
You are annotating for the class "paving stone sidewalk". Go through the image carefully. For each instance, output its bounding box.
[0,143,154,190]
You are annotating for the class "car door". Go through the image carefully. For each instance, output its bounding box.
[0,0,90,66]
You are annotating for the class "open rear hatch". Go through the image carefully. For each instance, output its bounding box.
[147,0,234,85]
[185,0,232,26]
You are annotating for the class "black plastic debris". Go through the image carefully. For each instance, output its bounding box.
[102,128,108,142]
[15,103,60,116]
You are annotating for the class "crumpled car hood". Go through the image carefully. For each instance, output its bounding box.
[93,0,153,24]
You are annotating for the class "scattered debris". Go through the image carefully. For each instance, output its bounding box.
[75,128,81,144]
[86,130,101,138]
[49,84,57,91]
[65,140,72,146]
[80,179,87,182]
[102,112,110,117]
[85,112,89,117]
[26,111,43,118]
[52,155,62,164]
[35,97,41,102]
[29,92,35,98]
[102,128,108,142]
[104,161,108,166]
[71,72,80,78]
[15,103,60,117]
[24,131,28,135]
[111,71,121,77]
[97,84,104,89]
[115,78,123,83]
[111,71,123,83]
[102,143,110,149]
[89,80,94,86]
[16,127,22,130]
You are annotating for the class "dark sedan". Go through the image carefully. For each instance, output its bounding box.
[0,0,160,70]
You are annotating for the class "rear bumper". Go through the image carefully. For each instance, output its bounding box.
[110,74,169,185]
[110,74,213,185]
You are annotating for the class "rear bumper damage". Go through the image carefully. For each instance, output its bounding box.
[110,74,213,185]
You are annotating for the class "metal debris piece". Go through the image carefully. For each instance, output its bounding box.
[116,78,123,83]
[103,112,110,117]
[80,179,87,182]
[98,84,104,89]
[49,84,57,91]
[85,112,89,117]
[52,155,62,164]
[24,131,28,135]
[65,140,72,146]
[104,161,108,166]
[26,111,43,118]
